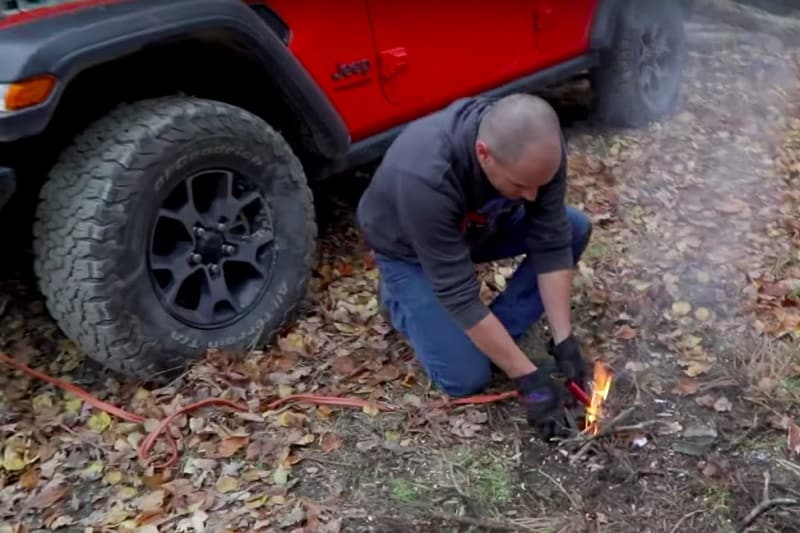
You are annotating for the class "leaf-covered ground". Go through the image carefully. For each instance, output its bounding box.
[2,18,800,533]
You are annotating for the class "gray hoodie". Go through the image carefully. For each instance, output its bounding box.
[356,96,572,330]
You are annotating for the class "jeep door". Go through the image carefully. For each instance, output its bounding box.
[365,1,533,108]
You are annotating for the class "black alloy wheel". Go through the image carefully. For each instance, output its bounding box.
[150,169,276,328]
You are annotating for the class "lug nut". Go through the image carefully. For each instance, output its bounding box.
[190,253,202,264]
[209,265,220,275]
[194,227,206,237]
[223,244,236,255]
[217,223,227,232]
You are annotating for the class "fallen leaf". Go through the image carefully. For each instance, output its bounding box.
[767,414,791,430]
[672,379,700,396]
[714,198,748,214]
[30,478,68,508]
[278,384,294,398]
[332,356,356,375]
[19,467,40,490]
[789,422,800,456]
[694,307,711,321]
[81,461,104,480]
[278,333,306,354]
[672,301,692,317]
[361,404,380,416]
[402,393,422,408]
[625,361,647,372]
[293,433,315,446]
[657,421,684,435]
[761,282,789,298]
[47,516,75,529]
[273,464,289,486]
[138,490,165,513]
[191,510,208,531]
[215,475,239,494]
[713,396,732,412]
[695,394,716,408]
[699,460,720,478]
[32,393,54,412]
[449,414,483,438]
[64,397,82,414]
[142,472,166,490]
[614,324,637,340]
[356,439,379,452]
[276,412,307,428]
[320,433,343,453]
[684,361,712,377]
[757,377,776,394]
[104,471,123,485]
[1,444,27,471]
[87,411,112,433]
[279,502,306,528]
[217,436,249,458]
[369,363,401,385]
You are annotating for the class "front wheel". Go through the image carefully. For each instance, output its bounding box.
[33,97,316,381]
[592,0,687,127]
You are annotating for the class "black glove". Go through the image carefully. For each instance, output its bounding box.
[513,359,569,441]
[548,335,588,392]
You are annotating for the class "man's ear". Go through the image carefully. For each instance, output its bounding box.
[475,139,490,162]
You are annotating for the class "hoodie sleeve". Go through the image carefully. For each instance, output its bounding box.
[396,167,490,330]
[523,143,573,274]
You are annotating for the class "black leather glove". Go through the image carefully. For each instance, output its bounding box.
[548,335,588,392]
[513,358,568,441]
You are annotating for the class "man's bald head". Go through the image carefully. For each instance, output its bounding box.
[474,94,563,202]
[477,93,561,166]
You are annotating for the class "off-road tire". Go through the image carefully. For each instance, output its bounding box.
[593,0,687,127]
[33,96,316,381]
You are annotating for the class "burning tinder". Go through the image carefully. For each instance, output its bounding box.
[585,361,614,435]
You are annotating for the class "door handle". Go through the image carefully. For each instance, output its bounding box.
[379,47,408,79]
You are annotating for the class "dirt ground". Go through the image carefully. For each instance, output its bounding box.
[1,16,800,533]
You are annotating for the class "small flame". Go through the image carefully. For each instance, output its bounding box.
[585,361,614,435]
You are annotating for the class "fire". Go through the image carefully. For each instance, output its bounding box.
[584,361,614,435]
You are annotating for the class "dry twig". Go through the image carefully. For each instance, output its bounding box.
[422,511,540,532]
[564,407,636,463]
[669,509,704,533]
[735,471,800,533]
[536,468,581,509]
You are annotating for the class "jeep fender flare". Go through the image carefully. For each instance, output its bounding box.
[0,0,350,159]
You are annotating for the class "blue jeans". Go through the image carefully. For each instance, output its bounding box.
[376,206,592,398]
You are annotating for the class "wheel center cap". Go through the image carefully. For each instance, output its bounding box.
[197,231,224,263]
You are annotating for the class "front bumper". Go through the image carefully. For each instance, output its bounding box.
[0,166,16,211]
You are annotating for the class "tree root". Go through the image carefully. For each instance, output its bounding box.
[735,471,800,532]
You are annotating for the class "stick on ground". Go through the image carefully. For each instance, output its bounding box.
[735,471,800,533]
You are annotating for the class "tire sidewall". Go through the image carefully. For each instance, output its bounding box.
[114,129,313,355]
[622,2,687,119]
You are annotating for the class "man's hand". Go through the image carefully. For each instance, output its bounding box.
[549,334,588,391]
[513,358,569,441]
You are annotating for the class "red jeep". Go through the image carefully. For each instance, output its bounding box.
[0,0,686,380]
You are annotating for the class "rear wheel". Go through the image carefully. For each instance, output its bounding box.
[593,0,687,127]
[33,96,316,381]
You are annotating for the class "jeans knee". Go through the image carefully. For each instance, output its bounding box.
[567,207,593,258]
[435,365,493,398]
